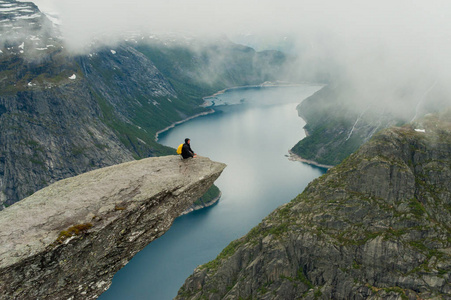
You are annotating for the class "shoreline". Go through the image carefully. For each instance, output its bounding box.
[288,150,334,170]
[155,81,320,142]
[295,102,312,138]
[154,109,215,142]
[180,192,222,216]
[201,81,321,107]
[288,91,330,169]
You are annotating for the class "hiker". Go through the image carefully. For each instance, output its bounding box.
[181,138,197,159]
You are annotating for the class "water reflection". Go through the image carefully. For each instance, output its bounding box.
[100,85,325,300]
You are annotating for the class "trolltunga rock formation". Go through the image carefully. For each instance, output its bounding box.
[0,155,226,300]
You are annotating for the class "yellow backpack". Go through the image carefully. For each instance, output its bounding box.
[176,143,183,155]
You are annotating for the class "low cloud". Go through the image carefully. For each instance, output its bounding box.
[30,0,451,117]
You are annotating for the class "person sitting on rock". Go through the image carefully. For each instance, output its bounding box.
[182,138,197,159]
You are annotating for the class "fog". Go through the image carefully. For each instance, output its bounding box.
[31,0,451,117]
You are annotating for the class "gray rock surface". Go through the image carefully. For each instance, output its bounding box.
[0,155,226,299]
[177,112,450,299]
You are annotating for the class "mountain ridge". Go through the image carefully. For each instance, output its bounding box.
[176,112,451,299]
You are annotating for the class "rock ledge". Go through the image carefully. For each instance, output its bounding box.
[0,155,226,299]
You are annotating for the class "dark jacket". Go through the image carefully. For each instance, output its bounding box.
[181,143,194,159]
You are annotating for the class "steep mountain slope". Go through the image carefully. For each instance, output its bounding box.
[291,85,397,166]
[0,0,136,205]
[291,83,450,167]
[177,112,451,299]
[0,0,286,207]
[135,39,287,99]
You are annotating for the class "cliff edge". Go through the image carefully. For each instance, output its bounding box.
[0,155,226,299]
[177,112,450,299]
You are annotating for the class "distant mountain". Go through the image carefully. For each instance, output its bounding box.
[291,82,450,166]
[177,111,451,300]
[0,0,58,56]
[0,0,287,207]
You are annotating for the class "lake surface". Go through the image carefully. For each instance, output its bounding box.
[100,84,326,300]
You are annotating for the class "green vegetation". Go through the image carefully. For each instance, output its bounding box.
[352,260,361,269]
[179,113,451,299]
[201,238,244,271]
[408,198,426,217]
[136,42,286,101]
[193,184,220,206]
[314,288,323,299]
[0,49,82,95]
[292,128,362,166]
[297,266,314,289]
[29,157,45,166]
[86,41,285,160]
[135,45,221,99]
[91,89,174,158]
[290,84,402,166]
[70,146,86,156]
[56,223,93,243]
[383,287,408,300]
[268,223,289,237]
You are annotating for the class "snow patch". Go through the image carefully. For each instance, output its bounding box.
[0,7,22,12]
[414,129,426,133]
[68,74,76,80]
[110,50,116,54]
[15,13,41,20]
[137,138,147,145]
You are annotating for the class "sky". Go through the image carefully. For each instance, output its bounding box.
[29,0,451,117]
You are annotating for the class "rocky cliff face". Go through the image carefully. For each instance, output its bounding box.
[177,112,450,299]
[0,155,226,300]
[291,83,450,167]
[0,0,286,207]
[291,84,399,166]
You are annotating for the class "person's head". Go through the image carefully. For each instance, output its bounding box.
[185,138,190,144]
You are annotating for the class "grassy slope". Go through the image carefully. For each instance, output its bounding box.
[90,41,287,160]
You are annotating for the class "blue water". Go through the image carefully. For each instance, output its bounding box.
[100,85,326,300]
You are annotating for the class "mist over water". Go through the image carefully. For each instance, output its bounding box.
[99,85,325,300]
[27,0,451,118]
